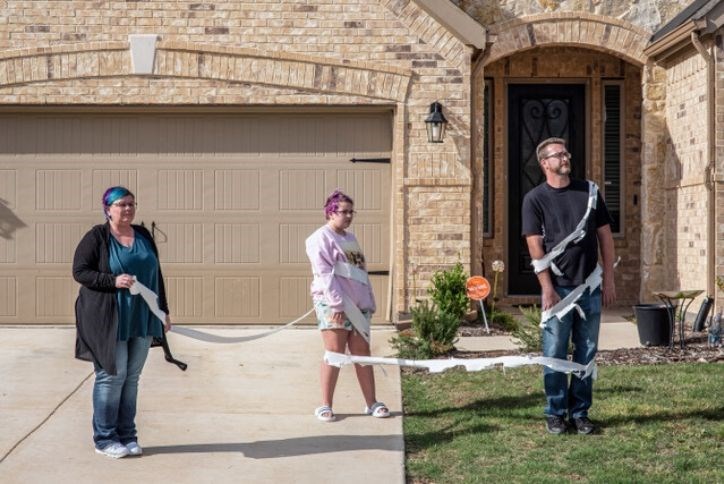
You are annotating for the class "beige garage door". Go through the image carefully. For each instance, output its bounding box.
[0,112,392,324]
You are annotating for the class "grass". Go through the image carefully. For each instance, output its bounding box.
[402,363,724,483]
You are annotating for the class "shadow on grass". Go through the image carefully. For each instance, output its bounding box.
[405,422,497,451]
[406,385,644,418]
[602,405,724,428]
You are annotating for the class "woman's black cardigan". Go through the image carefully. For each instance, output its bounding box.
[72,222,170,375]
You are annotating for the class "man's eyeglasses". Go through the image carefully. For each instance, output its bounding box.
[334,210,356,216]
[112,202,137,209]
[543,150,571,161]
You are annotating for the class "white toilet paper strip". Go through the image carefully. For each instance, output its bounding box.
[324,350,597,379]
[130,278,313,343]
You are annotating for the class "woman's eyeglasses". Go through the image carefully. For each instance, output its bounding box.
[112,202,137,209]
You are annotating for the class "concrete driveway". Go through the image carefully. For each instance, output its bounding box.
[0,326,404,484]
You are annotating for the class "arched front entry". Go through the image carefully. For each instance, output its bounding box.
[479,45,643,306]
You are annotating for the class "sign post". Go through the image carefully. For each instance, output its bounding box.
[466,276,491,333]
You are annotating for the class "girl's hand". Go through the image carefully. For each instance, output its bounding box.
[331,311,346,325]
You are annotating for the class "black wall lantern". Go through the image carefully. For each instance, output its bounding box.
[425,101,447,143]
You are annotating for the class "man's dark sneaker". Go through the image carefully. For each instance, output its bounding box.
[571,417,595,435]
[545,415,567,434]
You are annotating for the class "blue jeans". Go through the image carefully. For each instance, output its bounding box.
[542,287,601,419]
[92,336,151,449]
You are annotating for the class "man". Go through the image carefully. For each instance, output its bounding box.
[522,137,616,435]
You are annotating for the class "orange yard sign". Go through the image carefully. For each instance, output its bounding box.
[466,276,491,301]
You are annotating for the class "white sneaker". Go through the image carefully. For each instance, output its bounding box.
[125,442,143,456]
[95,442,130,459]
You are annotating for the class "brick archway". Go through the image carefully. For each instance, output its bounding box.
[0,41,411,102]
[484,13,650,66]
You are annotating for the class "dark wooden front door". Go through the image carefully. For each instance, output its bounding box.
[507,84,586,295]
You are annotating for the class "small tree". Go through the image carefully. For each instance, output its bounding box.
[428,262,469,321]
[511,305,543,352]
[391,299,460,359]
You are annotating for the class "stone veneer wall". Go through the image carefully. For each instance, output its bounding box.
[0,0,475,315]
[454,0,691,34]
[660,46,710,302]
[479,46,642,306]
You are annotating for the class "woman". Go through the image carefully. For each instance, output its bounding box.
[305,189,389,422]
[73,186,172,458]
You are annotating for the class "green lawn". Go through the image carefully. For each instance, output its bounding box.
[402,363,724,483]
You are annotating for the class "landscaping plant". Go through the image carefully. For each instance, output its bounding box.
[391,299,460,359]
[512,304,543,352]
[428,262,469,321]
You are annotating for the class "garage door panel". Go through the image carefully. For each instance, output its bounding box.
[35,276,76,318]
[35,222,85,264]
[214,276,261,318]
[214,169,260,210]
[0,112,391,324]
[349,224,385,266]
[214,223,260,264]
[0,277,17,316]
[36,169,82,211]
[155,222,204,264]
[279,276,315,319]
[0,169,17,207]
[279,169,326,210]
[157,169,204,211]
[92,169,138,199]
[165,276,204,319]
[0,236,16,263]
[279,223,317,264]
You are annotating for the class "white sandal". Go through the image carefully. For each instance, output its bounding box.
[315,405,336,422]
[364,402,390,418]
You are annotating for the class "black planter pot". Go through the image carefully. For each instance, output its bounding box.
[633,304,675,347]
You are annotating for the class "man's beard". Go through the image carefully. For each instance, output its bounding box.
[554,164,571,176]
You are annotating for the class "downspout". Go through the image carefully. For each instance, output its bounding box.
[691,31,716,305]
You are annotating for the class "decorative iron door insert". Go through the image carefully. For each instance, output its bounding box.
[507,84,586,295]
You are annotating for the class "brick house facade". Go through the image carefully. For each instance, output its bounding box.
[0,0,720,323]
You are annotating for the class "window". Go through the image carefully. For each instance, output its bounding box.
[603,82,623,235]
[483,79,493,237]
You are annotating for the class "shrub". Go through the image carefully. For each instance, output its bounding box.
[428,263,469,321]
[391,299,460,359]
[511,305,543,352]
[489,309,519,332]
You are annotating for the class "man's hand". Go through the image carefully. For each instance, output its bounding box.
[602,276,616,307]
[541,286,561,311]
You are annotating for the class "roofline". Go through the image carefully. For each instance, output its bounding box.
[644,19,698,59]
[649,0,714,43]
[414,0,486,50]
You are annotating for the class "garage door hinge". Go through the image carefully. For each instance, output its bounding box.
[350,158,391,164]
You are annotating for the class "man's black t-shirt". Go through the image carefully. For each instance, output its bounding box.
[521,178,613,287]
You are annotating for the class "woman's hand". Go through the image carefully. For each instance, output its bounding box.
[163,314,172,333]
[331,311,346,325]
[114,273,134,289]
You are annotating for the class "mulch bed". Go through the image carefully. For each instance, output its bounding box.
[452,329,724,365]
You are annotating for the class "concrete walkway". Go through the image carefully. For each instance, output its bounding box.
[457,309,640,352]
[0,310,641,483]
[0,327,404,484]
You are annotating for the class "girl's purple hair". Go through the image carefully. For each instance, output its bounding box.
[323,189,353,219]
[102,186,134,219]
